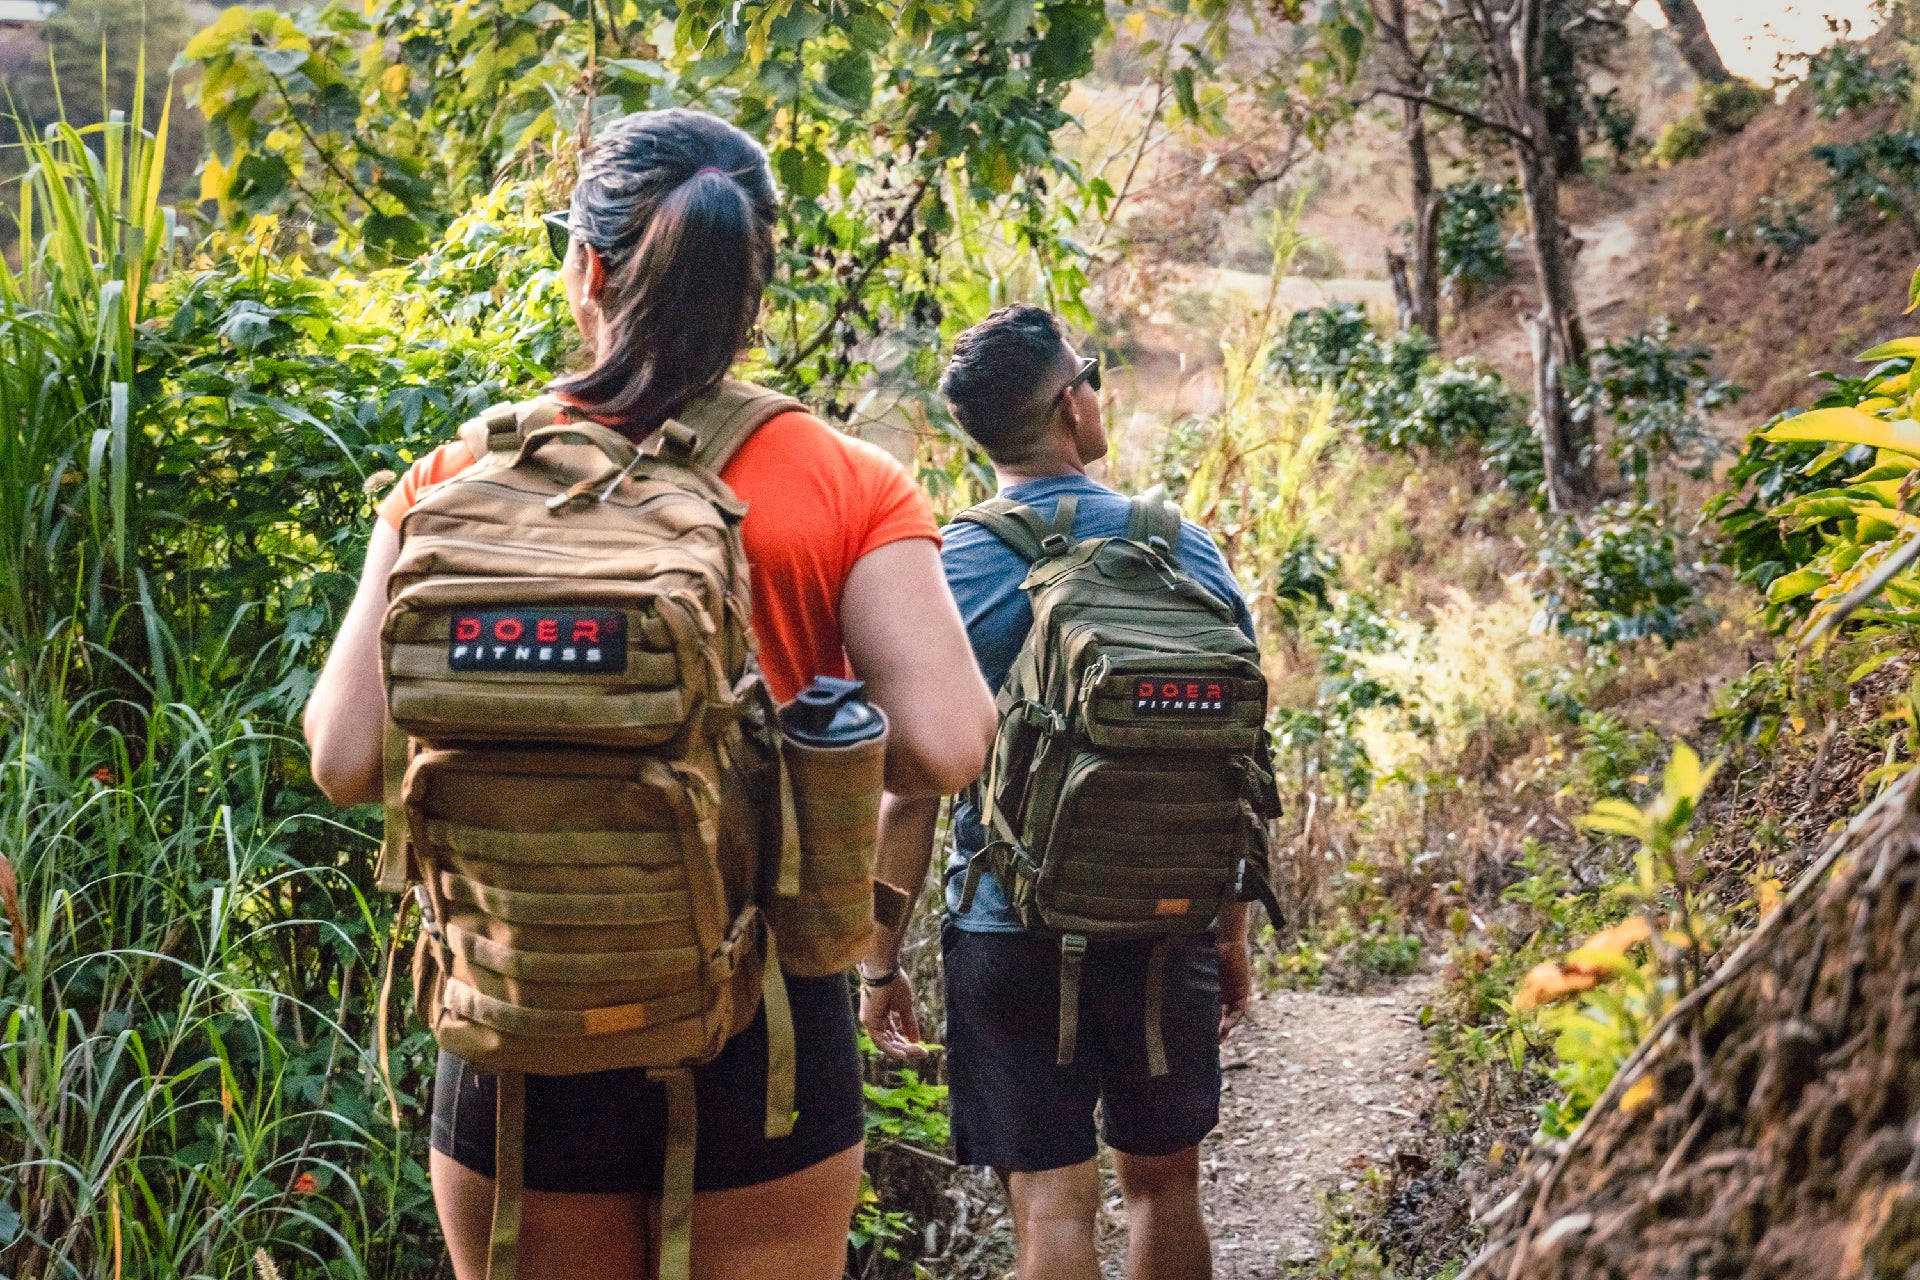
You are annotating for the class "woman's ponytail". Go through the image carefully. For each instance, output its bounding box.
[553,110,777,435]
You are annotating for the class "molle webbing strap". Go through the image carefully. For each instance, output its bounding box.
[652,1067,697,1280]
[775,745,803,899]
[444,977,707,1038]
[1143,938,1173,1079]
[1057,933,1088,1067]
[373,894,412,1132]
[675,380,807,475]
[375,720,412,894]
[761,922,798,1140]
[1237,855,1288,933]
[486,1070,525,1280]
[1125,489,1183,563]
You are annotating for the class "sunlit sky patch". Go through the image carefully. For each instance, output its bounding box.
[1632,0,1887,82]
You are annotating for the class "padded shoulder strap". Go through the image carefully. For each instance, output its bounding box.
[459,396,565,464]
[1125,485,1183,565]
[952,496,1079,564]
[673,379,807,474]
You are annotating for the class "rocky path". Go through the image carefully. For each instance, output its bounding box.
[1196,975,1438,1276]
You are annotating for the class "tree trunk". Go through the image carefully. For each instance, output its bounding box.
[1402,96,1442,339]
[1656,0,1731,85]
[1513,141,1594,510]
[1387,249,1416,331]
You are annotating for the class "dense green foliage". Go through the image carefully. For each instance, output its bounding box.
[1434,177,1518,300]
[1572,322,1739,497]
[176,0,1109,402]
[1269,303,1539,495]
[1805,37,1912,119]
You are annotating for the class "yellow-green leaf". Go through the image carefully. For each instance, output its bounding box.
[1762,407,1920,458]
[1859,336,1920,362]
[1768,566,1827,602]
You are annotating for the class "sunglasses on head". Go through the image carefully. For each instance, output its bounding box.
[1057,355,1101,400]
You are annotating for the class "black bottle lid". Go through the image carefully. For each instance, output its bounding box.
[779,676,887,748]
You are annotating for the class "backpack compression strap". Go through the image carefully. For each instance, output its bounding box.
[458,397,565,463]
[1125,487,1183,565]
[951,495,1079,563]
[675,379,807,474]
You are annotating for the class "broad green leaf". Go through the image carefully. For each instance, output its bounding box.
[1762,406,1920,457]
[1849,650,1900,681]
[1767,566,1828,602]
[1859,336,1920,362]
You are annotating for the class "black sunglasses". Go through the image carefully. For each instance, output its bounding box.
[543,212,572,264]
[1056,355,1101,400]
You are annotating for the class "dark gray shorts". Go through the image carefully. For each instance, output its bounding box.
[941,924,1222,1172]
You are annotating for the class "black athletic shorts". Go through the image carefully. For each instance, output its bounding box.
[941,924,1222,1172]
[429,972,866,1195]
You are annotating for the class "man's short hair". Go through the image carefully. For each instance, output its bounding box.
[939,304,1073,462]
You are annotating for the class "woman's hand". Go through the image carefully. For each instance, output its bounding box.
[840,538,994,798]
[304,520,401,806]
[860,973,928,1062]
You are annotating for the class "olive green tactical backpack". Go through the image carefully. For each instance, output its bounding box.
[951,492,1285,1075]
[374,380,877,1280]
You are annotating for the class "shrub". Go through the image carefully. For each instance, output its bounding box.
[1436,178,1519,300]
[1535,501,1710,647]
[1816,131,1920,232]
[1804,38,1911,119]
[1652,115,1712,166]
[1271,301,1378,389]
[1571,322,1740,497]
[1697,79,1770,135]
[1409,359,1526,452]
[1705,415,1870,631]
[1591,87,1642,166]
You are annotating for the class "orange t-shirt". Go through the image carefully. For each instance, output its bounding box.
[377,411,939,703]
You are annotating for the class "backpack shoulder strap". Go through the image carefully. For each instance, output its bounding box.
[458,396,565,463]
[672,379,808,475]
[953,495,1079,564]
[1126,485,1183,566]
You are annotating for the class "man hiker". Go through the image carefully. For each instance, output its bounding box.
[860,303,1269,1280]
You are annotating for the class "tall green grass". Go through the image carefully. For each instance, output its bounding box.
[1,90,441,1280]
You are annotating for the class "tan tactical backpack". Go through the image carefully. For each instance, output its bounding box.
[372,380,887,1280]
[951,492,1285,1075]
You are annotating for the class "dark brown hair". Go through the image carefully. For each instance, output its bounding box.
[938,304,1075,463]
[552,109,777,435]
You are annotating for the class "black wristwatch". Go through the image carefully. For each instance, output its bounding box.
[858,964,899,988]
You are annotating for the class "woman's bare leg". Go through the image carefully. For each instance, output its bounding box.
[432,1149,656,1280]
[688,1142,865,1280]
[434,1143,860,1280]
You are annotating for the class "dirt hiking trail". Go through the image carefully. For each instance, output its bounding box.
[1088,973,1438,1276]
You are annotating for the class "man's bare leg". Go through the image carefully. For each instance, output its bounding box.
[1113,1146,1210,1280]
[1006,1159,1103,1280]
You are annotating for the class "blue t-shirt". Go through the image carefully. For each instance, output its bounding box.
[941,474,1257,932]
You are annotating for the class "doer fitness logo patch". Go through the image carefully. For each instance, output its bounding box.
[1132,678,1231,716]
[449,608,628,673]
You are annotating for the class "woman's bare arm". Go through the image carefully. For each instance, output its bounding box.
[840,537,995,798]
[303,520,400,806]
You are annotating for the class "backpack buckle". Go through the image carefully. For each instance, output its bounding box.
[655,422,700,461]
[1040,533,1071,556]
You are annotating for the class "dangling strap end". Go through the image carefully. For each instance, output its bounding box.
[1057,933,1088,1068]
[956,851,990,915]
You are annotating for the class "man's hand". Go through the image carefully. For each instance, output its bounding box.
[1218,927,1253,1042]
[861,972,928,1061]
